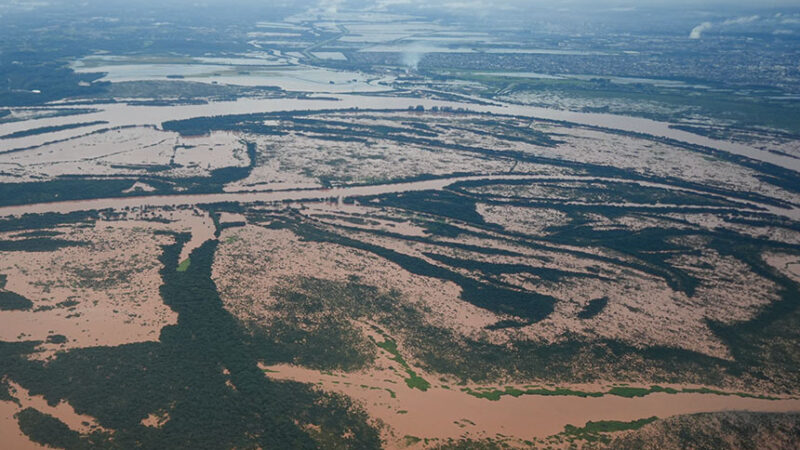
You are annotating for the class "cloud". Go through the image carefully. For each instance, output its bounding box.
[722,15,759,26]
[689,21,712,39]
[373,0,412,9]
[316,0,343,16]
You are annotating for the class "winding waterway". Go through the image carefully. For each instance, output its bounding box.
[0,174,796,220]
[1,94,798,172]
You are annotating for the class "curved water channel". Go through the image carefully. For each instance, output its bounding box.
[1,91,799,441]
[0,174,795,220]
[3,171,799,442]
[1,93,798,172]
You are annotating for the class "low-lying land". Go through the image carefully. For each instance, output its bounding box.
[0,23,798,445]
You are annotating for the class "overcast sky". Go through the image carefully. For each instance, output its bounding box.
[2,0,799,36]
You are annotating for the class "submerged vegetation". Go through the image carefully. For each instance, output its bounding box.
[461,385,778,402]
[0,235,381,449]
[1,1,799,447]
[0,291,33,311]
[560,416,659,443]
[241,187,800,394]
[0,121,108,140]
[375,337,431,392]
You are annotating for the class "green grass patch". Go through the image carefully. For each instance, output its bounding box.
[679,386,775,399]
[404,435,422,446]
[462,384,777,401]
[607,386,652,398]
[562,416,658,443]
[176,258,191,272]
[376,338,430,392]
[648,385,679,394]
[461,386,603,401]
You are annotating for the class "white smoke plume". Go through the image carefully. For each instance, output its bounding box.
[401,44,426,71]
[690,15,764,39]
[689,21,712,39]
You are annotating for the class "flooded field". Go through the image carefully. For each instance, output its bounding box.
[1,5,799,446]
[263,363,800,446]
[1,94,796,172]
[72,55,392,93]
[0,174,793,221]
[1,94,799,448]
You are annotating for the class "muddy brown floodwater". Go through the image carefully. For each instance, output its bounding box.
[0,174,795,221]
[263,363,800,446]
[1,94,796,172]
[0,382,105,450]
[0,90,798,447]
[0,400,47,450]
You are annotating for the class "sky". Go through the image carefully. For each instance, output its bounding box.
[2,0,799,36]
[337,0,800,35]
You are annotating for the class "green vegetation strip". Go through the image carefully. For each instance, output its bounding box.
[461,385,779,401]
[176,258,191,272]
[561,416,658,443]
[375,338,430,391]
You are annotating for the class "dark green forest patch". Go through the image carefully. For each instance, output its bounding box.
[1,234,381,449]
[0,291,34,311]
